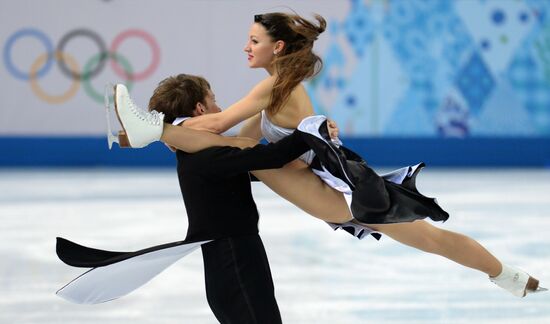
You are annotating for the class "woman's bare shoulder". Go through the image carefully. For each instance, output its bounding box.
[289,84,315,113]
[247,76,276,100]
[255,76,276,90]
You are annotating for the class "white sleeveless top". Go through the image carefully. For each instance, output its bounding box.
[260,111,315,164]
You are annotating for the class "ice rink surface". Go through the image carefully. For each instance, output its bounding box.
[1,167,549,324]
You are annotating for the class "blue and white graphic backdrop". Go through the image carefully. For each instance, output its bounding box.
[1,0,549,166]
[308,0,550,138]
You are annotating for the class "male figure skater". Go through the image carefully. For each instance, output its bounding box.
[146,74,311,323]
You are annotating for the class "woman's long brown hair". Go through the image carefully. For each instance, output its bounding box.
[254,12,326,115]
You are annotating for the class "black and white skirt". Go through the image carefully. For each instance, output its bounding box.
[297,115,449,240]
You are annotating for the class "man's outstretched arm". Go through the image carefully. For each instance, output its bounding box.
[188,130,310,177]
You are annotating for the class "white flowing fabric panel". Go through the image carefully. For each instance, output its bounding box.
[56,240,209,304]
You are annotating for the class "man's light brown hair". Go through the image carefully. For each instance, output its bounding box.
[148,74,211,123]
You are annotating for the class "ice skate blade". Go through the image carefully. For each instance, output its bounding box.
[112,84,135,148]
[104,83,122,149]
[533,286,548,294]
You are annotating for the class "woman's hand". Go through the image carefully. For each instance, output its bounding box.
[327,119,339,140]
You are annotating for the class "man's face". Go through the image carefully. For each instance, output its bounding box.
[201,89,221,114]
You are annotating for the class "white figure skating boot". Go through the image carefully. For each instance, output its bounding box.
[112,84,164,148]
[490,264,547,297]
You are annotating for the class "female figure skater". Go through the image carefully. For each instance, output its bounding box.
[112,12,545,297]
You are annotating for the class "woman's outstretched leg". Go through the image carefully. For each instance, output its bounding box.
[363,220,545,297]
[161,123,258,152]
[364,220,501,276]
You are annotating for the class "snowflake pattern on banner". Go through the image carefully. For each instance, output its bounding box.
[306,0,550,138]
[344,0,376,57]
[455,51,495,116]
[508,47,550,134]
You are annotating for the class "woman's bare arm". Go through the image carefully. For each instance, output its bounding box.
[183,77,275,133]
[238,113,263,140]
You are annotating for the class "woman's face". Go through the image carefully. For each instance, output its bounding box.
[243,23,277,69]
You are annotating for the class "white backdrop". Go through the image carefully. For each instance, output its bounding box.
[0,0,347,136]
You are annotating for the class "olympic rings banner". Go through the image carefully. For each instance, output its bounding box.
[2,0,319,136]
[4,27,160,104]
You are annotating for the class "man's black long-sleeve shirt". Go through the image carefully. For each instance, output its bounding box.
[176,131,309,242]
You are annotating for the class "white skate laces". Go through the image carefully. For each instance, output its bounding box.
[113,83,164,148]
[490,264,547,297]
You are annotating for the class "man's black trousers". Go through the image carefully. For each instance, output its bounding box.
[201,235,282,324]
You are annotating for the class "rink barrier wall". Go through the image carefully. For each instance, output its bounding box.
[1,137,549,167]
